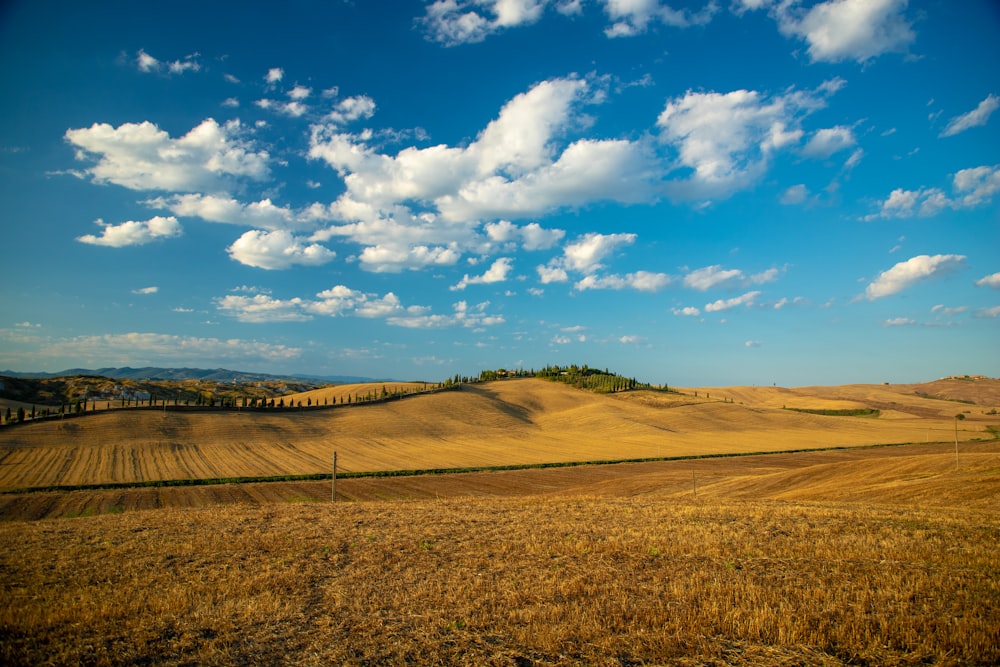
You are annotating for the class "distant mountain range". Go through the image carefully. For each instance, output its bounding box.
[0,367,384,385]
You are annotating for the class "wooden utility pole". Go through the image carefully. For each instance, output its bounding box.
[332,451,338,502]
[692,472,697,498]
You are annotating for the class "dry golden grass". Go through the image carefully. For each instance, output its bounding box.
[1,379,995,491]
[2,378,999,665]
[1,492,997,666]
[2,439,997,520]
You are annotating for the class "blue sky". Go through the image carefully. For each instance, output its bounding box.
[0,0,997,386]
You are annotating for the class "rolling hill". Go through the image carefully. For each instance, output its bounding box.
[0,377,996,493]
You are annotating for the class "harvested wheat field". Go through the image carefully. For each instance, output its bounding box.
[1,490,998,665]
[1,378,995,492]
[1,378,999,665]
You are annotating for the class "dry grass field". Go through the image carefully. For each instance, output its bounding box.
[1,489,998,665]
[1,377,998,665]
[1,378,995,493]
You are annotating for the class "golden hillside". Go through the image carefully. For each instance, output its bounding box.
[0,378,996,491]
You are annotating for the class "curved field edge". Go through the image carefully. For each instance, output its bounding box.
[2,440,997,521]
[2,379,996,491]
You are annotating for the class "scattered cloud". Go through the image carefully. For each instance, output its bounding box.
[672,306,701,317]
[419,0,716,46]
[773,296,807,309]
[931,304,968,318]
[484,220,565,251]
[288,85,312,101]
[561,232,636,273]
[537,264,568,284]
[215,293,313,322]
[255,98,309,117]
[745,340,762,348]
[226,229,336,270]
[704,290,761,312]
[684,265,743,290]
[41,332,302,365]
[602,0,717,38]
[864,254,966,300]
[801,126,856,158]
[883,317,916,327]
[780,183,809,205]
[975,272,1000,289]
[420,0,548,46]
[452,257,514,290]
[309,76,660,272]
[146,193,314,230]
[215,285,504,330]
[131,286,158,295]
[865,165,1000,219]
[657,79,841,199]
[135,49,201,75]
[683,264,781,291]
[939,94,999,138]
[265,67,284,85]
[77,216,182,247]
[769,0,916,63]
[574,271,671,292]
[65,118,270,192]
[975,306,1000,319]
[325,95,376,125]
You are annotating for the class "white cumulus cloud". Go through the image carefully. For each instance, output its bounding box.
[77,216,182,247]
[773,0,915,63]
[866,165,1000,219]
[421,0,549,45]
[602,0,717,38]
[146,193,299,229]
[227,229,336,270]
[865,254,967,300]
[308,76,660,272]
[657,80,840,199]
[452,257,515,290]
[975,272,1000,289]
[574,271,671,292]
[65,118,270,192]
[265,67,284,85]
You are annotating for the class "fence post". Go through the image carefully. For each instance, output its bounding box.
[332,451,337,502]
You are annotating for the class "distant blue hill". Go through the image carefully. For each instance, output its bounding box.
[0,367,386,385]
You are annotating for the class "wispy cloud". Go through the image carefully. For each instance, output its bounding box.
[704,290,761,312]
[940,94,999,137]
[134,49,201,75]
